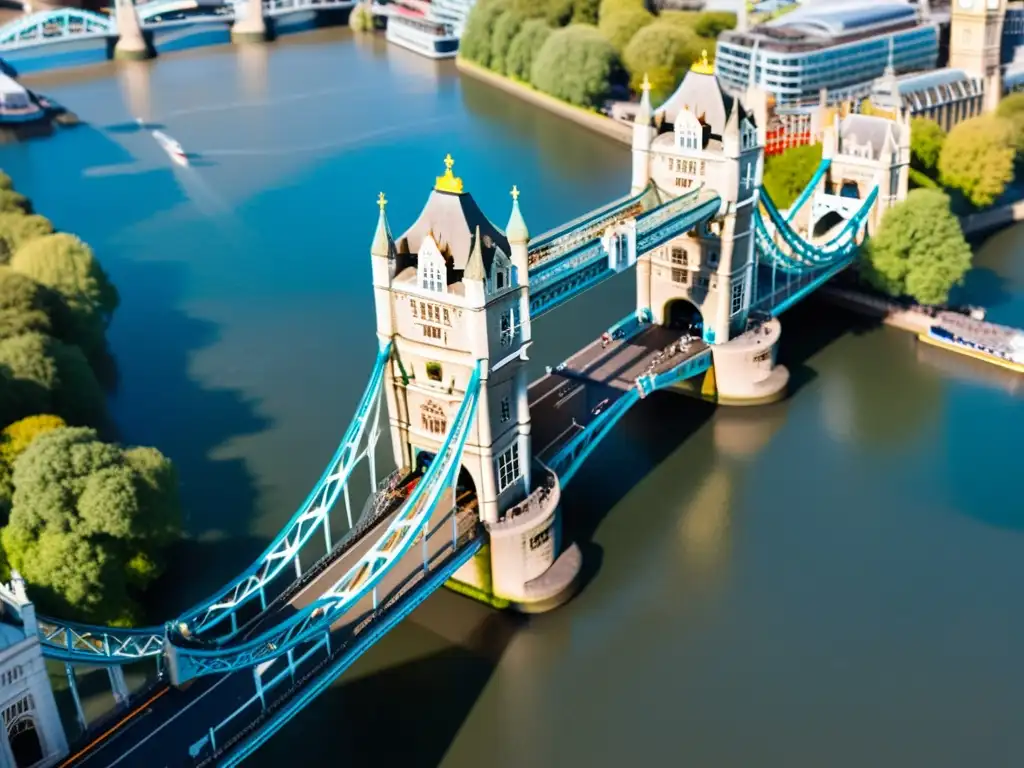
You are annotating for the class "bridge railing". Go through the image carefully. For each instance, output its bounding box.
[165,363,484,683]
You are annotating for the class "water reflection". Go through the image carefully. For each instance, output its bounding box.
[236,40,269,102]
[117,59,155,125]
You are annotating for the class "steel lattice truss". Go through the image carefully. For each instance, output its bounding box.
[167,363,484,682]
[0,9,113,48]
[28,343,392,664]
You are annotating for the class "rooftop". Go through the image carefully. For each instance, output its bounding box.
[720,1,926,53]
[394,155,510,284]
[654,52,747,139]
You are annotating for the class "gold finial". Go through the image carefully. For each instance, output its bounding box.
[691,48,715,75]
[510,185,520,202]
[641,72,651,92]
[435,153,464,194]
[377,191,387,211]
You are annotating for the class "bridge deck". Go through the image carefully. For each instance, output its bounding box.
[529,326,706,464]
[68,485,477,767]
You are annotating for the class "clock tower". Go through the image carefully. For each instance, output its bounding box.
[949,0,1006,112]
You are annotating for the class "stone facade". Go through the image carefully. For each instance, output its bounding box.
[371,161,578,610]
[630,60,789,404]
[0,576,67,768]
[949,0,1007,113]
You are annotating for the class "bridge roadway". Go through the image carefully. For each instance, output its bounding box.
[66,485,478,768]
[529,325,707,464]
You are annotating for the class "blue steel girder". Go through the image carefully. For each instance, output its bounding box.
[29,342,392,665]
[784,158,831,222]
[0,9,113,48]
[529,188,721,319]
[549,348,712,487]
[527,182,653,270]
[165,363,484,684]
[200,536,484,768]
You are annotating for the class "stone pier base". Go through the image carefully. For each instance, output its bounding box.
[698,317,789,406]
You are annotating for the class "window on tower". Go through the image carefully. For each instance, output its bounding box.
[420,259,445,292]
[496,443,521,493]
[500,396,511,423]
[499,308,515,347]
[421,401,446,434]
[731,281,744,314]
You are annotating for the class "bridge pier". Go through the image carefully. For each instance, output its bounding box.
[232,0,269,44]
[113,0,154,60]
[703,318,789,405]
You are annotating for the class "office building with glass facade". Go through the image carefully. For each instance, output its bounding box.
[716,2,940,111]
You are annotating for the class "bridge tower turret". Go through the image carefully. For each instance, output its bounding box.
[373,156,577,612]
[0,573,69,768]
[631,74,655,194]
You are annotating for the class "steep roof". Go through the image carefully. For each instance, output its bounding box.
[396,187,509,278]
[839,113,905,159]
[654,56,750,139]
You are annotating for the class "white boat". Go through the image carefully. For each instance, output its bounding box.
[152,129,189,166]
[385,11,460,59]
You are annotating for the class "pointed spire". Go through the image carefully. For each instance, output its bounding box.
[506,185,529,244]
[638,72,652,115]
[464,225,486,281]
[747,40,760,90]
[884,35,895,77]
[371,191,393,258]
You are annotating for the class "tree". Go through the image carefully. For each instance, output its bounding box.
[490,11,524,74]
[0,332,107,428]
[762,142,823,209]
[996,92,1024,152]
[0,190,29,215]
[545,0,574,26]
[860,188,972,306]
[598,0,643,19]
[348,1,374,32]
[938,114,1015,208]
[622,22,702,102]
[571,0,600,25]
[0,414,66,520]
[598,6,654,53]
[1,426,180,624]
[0,268,61,342]
[910,117,946,177]
[10,233,119,357]
[693,10,736,37]
[0,213,53,258]
[530,25,622,109]
[509,0,547,20]
[459,0,510,67]
[0,172,12,191]
[506,20,553,82]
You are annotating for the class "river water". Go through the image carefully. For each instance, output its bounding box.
[6,30,1024,768]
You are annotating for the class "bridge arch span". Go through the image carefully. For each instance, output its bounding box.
[812,210,846,239]
[663,298,704,336]
[0,8,114,47]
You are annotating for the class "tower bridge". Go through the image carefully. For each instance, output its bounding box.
[0,59,909,768]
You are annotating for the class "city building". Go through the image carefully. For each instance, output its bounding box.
[0,575,68,768]
[868,66,984,130]
[716,2,941,110]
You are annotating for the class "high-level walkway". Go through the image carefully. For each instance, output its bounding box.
[65,484,479,767]
[530,326,707,464]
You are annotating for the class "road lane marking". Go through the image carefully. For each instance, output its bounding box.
[99,673,236,767]
[58,687,169,767]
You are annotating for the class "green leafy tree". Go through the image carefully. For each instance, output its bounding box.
[598,0,643,19]
[348,1,374,32]
[0,190,29,215]
[762,142,823,209]
[910,117,945,177]
[598,6,654,53]
[490,11,524,74]
[0,268,61,342]
[996,92,1024,152]
[0,414,66,521]
[10,233,119,357]
[459,0,510,67]
[860,188,972,306]
[0,213,53,258]
[693,10,736,37]
[509,0,547,19]
[506,19,553,81]
[0,172,12,191]
[1,426,180,624]
[0,332,107,427]
[530,25,622,109]
[544,0,574,25]
[938,114,1015,208]
[622,22,702,102]
[571,0,600,25]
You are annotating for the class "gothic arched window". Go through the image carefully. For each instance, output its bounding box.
[741,117,757,150]
[421,401,446,434]
[420,259,444,293]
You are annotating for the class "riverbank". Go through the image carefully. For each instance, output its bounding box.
[819,285,1023,373]
[456,57,631,146]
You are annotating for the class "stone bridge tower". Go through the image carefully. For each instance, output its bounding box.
[0,574,68,768]
[632,52,763,346]
[371,156,577,612]
[949,0,1006,113]
[816,110,910,237]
